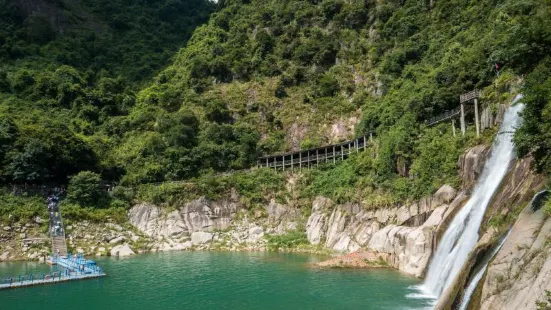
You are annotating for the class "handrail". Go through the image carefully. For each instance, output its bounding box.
[426,105,474,127]
[425,106,461,126]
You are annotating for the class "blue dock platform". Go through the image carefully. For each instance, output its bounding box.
[0,254,106,290]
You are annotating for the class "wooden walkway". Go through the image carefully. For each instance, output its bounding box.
[425,89,482,137]
[257,135,371,170]
[426,106,462,126]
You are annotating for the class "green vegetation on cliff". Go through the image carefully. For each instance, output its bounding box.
[1,0,551,220]
[127,0,550,201]
[0,0,214,185]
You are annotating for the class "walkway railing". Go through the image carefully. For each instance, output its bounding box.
[0,259,105,290]
[2,271,64,287]
[426,106,462,126]
[50,253,104,275]
[426,105,474,127]
[257,135,372,170]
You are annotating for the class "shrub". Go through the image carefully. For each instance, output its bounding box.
[67,171,107,207]
[266,230,309,251]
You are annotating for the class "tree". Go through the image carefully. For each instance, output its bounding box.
[205,100,232,123]
[0,116,18,155]
[315,73,339,98]
[66,171,106,207]
[157,109,200,148]
[0,71,10,92]
[5,122,98,183]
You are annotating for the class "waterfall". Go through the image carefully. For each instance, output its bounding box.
[422,96,525,298]
[458,190,548,310]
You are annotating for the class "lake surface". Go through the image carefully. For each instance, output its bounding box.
[0,251,433,309]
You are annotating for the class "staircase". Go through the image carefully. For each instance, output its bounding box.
[51,236,68,256]
[47,194,68,257]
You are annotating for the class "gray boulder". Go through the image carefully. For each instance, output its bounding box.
[110,244,135,257]
[191,232,213,245]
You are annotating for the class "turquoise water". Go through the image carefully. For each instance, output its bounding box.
[0,252,432,309]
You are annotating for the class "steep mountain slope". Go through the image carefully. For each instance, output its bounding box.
[0,0,215,184]
[1,0,550,225]
[116,0,550,197]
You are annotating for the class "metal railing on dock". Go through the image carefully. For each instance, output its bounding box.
[0,262,105,290]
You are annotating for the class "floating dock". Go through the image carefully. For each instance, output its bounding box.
[0,254,106,290]
[1,194,106,290]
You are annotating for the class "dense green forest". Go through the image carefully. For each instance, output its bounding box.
[0,0,215,184]
[1,0,551,214]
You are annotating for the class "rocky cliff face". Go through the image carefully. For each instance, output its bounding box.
[129,197,239,239]
[479,202,551,310]
[303,144,490,277]
[127,197,299,252]
[305,185,458,277]
[125,185,460,276]
[433,155,547,309]
[458,145,491,190]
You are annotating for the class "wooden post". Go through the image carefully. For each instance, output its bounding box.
[452,119,456,137]
[316,149,319,166]
[325,147,328,163]
[355,139,358,152]
[341,145,344,161]
[282,155,285,171]
[348,143,351,156]
[299,152,302,170]
[364,136,367,148]
[369,132,373,142]
[474,98,480,138]
[460,103,466,136]
[307,151,310,169]
[266,157,268,168]
[333,146,336,164]
[291,154,294,171]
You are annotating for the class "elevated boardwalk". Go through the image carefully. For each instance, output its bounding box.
[257,135,372,170]
[425,89,482,137]
[426,106,462,126]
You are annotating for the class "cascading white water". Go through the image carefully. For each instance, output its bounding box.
[422,96,525,298]
[457,231,510,310]
[458,189,548,310]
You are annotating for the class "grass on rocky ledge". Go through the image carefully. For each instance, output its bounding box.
[265,230,309,251]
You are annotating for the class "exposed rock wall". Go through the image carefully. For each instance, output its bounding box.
[128,197,299,252]
[305,185,458,277]
[479,204,551,310]
[480,104,507,132]
[458,145,491,190]
[435,156,546,309]
[129,197,239,239]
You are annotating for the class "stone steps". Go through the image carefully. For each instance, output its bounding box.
[51,236,67,256]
